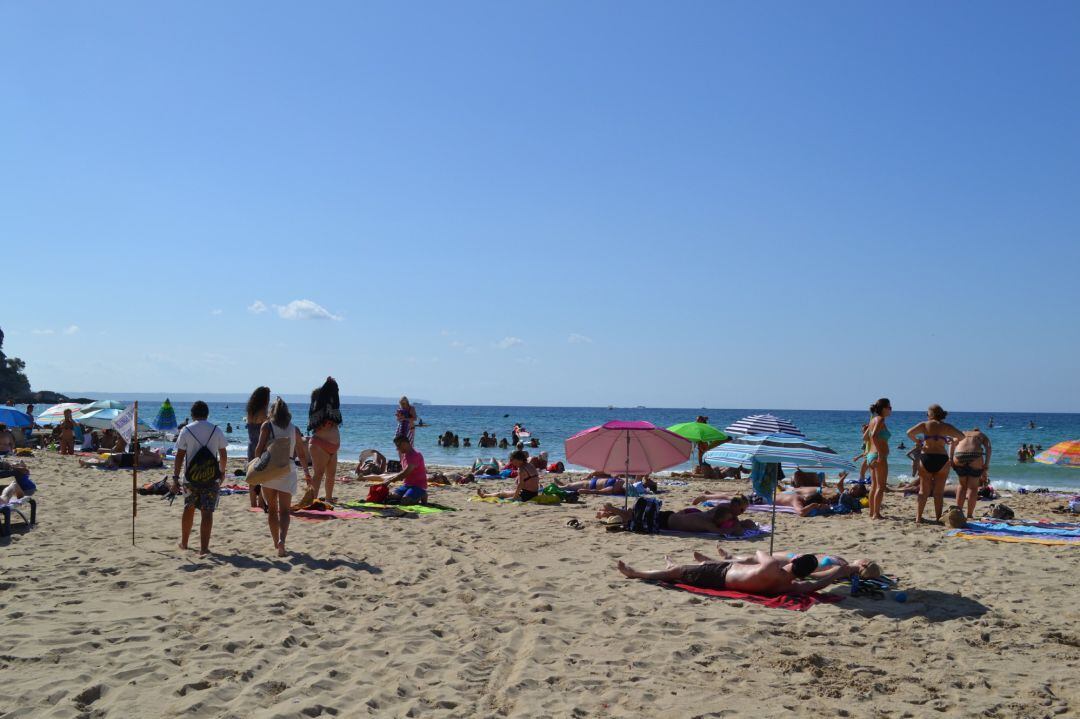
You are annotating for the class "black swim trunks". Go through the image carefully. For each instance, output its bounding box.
[657,510,673,530]
[517,489,538,502]
[680,561,733,590]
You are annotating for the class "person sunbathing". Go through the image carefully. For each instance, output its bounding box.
[0,424,16,455]
[701,543,881,579]
[597,496,752,534]
[558,475,658,495]
[79,448,165,469]
[616,548,872,595]
[890,480,997,501]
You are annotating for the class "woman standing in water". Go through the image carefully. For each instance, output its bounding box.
[245,386,271,509]
[906,404,965,524]
[863,398,892,520]
[396,396,417,443]
[308,377,342,502]
[253,397,311,557]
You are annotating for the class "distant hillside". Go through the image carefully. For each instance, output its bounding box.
[61,391,428,405]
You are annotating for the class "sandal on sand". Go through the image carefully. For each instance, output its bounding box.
[566,519,583,529]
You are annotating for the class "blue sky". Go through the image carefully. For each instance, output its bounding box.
[3,1,1078,410]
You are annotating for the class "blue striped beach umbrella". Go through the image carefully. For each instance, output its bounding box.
[704,433,854,553]
[703,434,854,472]
[724,414,805,438]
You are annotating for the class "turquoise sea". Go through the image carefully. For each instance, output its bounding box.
[151,403,1080,493]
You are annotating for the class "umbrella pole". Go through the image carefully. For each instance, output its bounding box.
[132,401,138,546]
[624,432,630,513]
[769,463,777,554]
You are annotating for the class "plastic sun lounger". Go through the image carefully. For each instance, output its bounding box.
[0,498,36,537]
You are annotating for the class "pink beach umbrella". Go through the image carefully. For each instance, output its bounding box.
[565,420,693,509]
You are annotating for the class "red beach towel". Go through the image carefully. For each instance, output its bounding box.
[665,582,843,611]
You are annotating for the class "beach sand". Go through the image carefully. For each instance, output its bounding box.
[3,452,1079,718]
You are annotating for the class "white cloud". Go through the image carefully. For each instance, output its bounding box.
[32,329,55,335]
[515,356,539,366]
[494,336,523,350]
[248,300,268,314]
[440,329,453,337]
[63,325,79,335]
[568,333,593,344]
[449,340,465,349]
[273,299,342,321]
[211,309,223,316]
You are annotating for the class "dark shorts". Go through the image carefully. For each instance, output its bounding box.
[518,489,538,502]
[921,453,950,474]
[184,485,220,512]
[680,561,733,590]
[657,510,673,530]
[954,462,984,478]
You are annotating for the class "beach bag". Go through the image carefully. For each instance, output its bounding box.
[366,484,390,503]
[945,506,967,528]
[184,426,222,488]
[246,425,292,486]
[386,459,402,473]
[628,497,662,534]
[989,503,1015,521]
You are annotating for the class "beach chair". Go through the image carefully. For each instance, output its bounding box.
[0,498,36,537]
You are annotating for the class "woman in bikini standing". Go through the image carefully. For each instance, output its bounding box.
[952,428,992,519]
[906,404,965,524]
[307,377,343,502]
[245,386,270,509]
[59,408,76,455]
[863,398,892,520]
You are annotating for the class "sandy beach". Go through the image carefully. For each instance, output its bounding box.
[3,451,1079,718]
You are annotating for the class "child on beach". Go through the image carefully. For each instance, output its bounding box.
[476,450,540,501]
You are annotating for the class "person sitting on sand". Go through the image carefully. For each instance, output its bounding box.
[379,435,428,504]
[616,548,873,596]
[477,449,541,501]
[557,475,658,495]
[597,497,752,535]
[0,424,15,456]
[789,468,826,488]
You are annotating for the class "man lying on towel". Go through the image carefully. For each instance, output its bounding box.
[617,547,876,595]
[597,496,756,534]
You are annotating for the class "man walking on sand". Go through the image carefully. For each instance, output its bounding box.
[170,401,228,556]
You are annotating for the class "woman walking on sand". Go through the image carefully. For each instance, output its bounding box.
[906,404,965,524]
[396,396,417,443]
[253,397,311,557]
[863,398,892,520]
[308,377,342,502]
[245,386,271,509]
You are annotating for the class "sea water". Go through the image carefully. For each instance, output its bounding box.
[149,403,1080,492]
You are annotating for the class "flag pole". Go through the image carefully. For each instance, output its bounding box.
[132,401,138,546]
[769,462,778,554]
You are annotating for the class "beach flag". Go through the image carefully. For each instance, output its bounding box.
[112,405,137,443]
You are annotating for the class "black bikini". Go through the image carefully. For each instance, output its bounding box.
[920,454,950,473]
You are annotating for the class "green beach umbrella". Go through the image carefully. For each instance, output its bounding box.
[666,422,729,445]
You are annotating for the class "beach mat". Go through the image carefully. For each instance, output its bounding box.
[948,520,1080,546]
[660,581,843,612]
[341,501,455,514]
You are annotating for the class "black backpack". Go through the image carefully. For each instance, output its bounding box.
[185,425,222,488]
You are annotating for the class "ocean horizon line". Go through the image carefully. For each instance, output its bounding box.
[52,392,1076,415]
